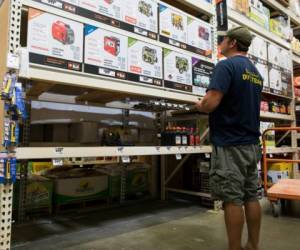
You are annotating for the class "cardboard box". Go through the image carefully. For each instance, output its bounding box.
[159,3,188,44]
[79,0,123,21]
[28,8,83,71]
[267,170,289,185]
[269,67,282,93]
[97,164,150,198]
[128,38,163,86]
[270,18,283,37]
[192,57,214,96]
[123,0,158,34]
[84,25,128,79]
[53,175,108,205]
[260,122,275,146]
[249,35,267,60]
[269,162,293,177]
[28,161,53,175]
[249,6,270,30]
[279,49,291,70]
[267,43,281,66]
[164,49,192,92]
[227,0,249,15]
[255,62,269,90]
[14,175,53,210]
[187,17,213,57]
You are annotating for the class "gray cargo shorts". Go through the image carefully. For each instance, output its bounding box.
[209,144,261,206]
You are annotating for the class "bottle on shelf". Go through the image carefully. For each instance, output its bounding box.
[182,127,188,146]
[175,127,182,146]
[195,128,200,146]
[189,128,195,146]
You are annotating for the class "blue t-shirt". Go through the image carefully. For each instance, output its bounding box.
[208,55,263,146]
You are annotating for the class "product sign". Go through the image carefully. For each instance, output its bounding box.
[84,25,128,79]
[216,0,228,31]
[164,49,192,92]
[128,38,163,86]
[192,58,214,96]
[187,17,213,58]
[27,8,83,71]
[123,0,158,38]
[159,4,188,49]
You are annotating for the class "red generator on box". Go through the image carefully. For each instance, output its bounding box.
[104,36,120,56]
[52,21,75,45]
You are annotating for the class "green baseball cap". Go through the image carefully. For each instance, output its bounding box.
[226,26,254,48]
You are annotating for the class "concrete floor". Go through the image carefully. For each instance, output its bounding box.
[12,199,300,250]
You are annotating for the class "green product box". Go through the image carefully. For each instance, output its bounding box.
[249,6,270,30]
[52,175,109,205]
[13,176,53,210]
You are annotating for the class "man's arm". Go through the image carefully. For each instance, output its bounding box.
[195,90,224,114]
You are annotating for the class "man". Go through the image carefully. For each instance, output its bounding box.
[195,26,263,250]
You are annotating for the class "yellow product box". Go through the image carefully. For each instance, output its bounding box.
[270,19,283,38]
[269,162,293,177]
[28,161,53,175]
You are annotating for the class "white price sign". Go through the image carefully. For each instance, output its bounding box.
[52,159,63,166]
[121,156,130,163]
[176,154,182,160]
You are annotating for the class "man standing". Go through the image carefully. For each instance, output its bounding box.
[195,26,263,250]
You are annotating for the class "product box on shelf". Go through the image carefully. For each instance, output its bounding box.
[269,67,282,94]
[163,49,192,92]
[249,57,269,91]
[248,35,267,61]
[192,58,214,96]
[159,3,188,48]
[27,8,83,71]
[279,49,292,71]
[128,38,163,86]
[187,17,213,57]
[267,170,289,185]
[123,0,158,39]
[249,5,270,30]
[96,164,150,198]
[269,162,293,176]
[260,122,275,146]
[28,161,54,175]
[281,70,293,97]
[84,25,128,80]
[267,43,281,66]
[227,0,249,15]
[13,175,53,211]
[269,18,283,38]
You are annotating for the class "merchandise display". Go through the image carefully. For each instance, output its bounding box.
[27,8,83,71]
[260,100,291,115]
[128,38,163,86]
[84,24,128,79]
[260,122,275,146]
[163,49,192,92]
[249,3,270,31]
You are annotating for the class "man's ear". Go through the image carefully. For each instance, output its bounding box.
[230,39,237,48]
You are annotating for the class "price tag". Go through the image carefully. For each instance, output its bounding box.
[55,147,64,155]
[205,153,211,159]
[121,156,130,163]
[7,53,19,69]
[52,159,63,167]
[176,154,182,160]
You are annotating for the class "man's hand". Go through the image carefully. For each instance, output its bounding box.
[195,90,224,113]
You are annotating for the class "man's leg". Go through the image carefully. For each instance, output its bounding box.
[244,201,261,250]
[224,202,245,250]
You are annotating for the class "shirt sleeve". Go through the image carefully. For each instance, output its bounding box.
[207,60,233,94]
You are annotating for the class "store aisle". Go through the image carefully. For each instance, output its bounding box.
[12,200,300,250]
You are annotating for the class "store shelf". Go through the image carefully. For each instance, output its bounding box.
[260,111,295,121]
[19,63,200,103]
[180,0,215,16]
[266,147,297,154]
[227,8,290,49]
[262,91,293,100]
[22,0,214,63]
[15,146,213,160]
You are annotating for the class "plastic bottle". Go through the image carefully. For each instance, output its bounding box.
[182,127,188,145]
[189,128,195,146]
[175,127,182,146]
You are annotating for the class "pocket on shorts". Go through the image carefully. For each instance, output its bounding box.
[209,169,229,199]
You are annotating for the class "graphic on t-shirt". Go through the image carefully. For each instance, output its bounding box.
[242,69,263,86]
